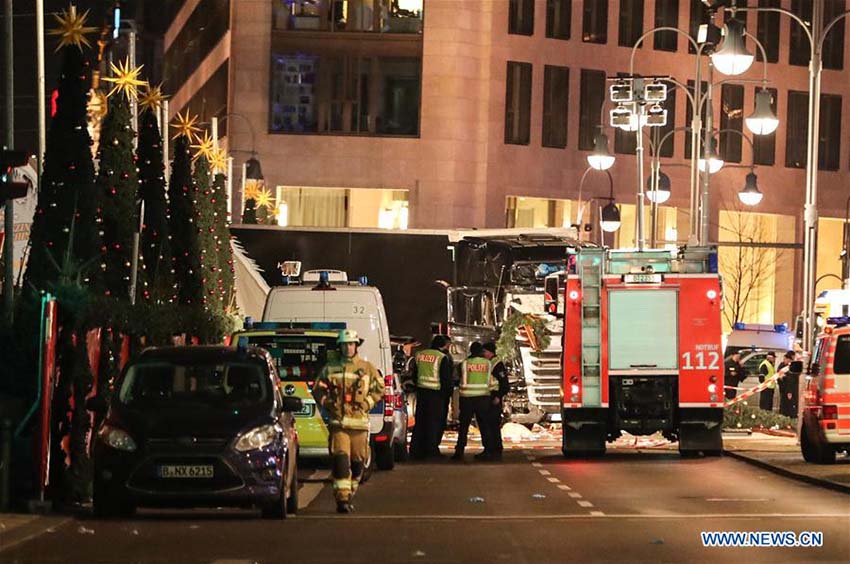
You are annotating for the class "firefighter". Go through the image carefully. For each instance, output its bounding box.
[758,351,777,411]
[724,352,743,400]
[409,335,454,460]
[452,342,497,462]
[314,329,385,514]
[481,341,509,460]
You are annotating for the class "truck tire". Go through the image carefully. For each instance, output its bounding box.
[393,439,408,462]
[376,441,395,470]
[562,425,606,458]
[801,421,836,464]
[679,423,723,456]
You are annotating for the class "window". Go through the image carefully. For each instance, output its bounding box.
[654,0,678,52]
[785,90,808,168]
[505,61,533,145]
[270,53,421,136]
[824,0,846,70]
[789,0,811,66]
[684,79,707,158]
[509,0,535,35]
[163,0,230,93]
[655,88,677,158]
[720,84,744,163]
[688,0,709,54]
[546,0,571,39]
[753,87,777,165]
[618,0,644,47]
[819,94,842,171]
[542,66,569,148]
[273,0,424,33]
[833,335,850,374]
[756,0,780,63]
[583,0,608,43]
[276,186,409,228]
[579,69,606,150]
[506,196,578,228]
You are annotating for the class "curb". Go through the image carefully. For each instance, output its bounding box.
[723,449,850,495]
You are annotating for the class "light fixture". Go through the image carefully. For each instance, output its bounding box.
[587,132,615,170]
[619,112,647,132]
[698,138,724,174]
[245,156,264,180]
[646,171,671,204]
[746,89,779,135]
[711,19,754,76]
[600,202,621,233]
[738,172,764,206]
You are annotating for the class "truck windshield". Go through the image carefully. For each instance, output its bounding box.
[242,334,337,382]
[118,361,270,409]
[448,288,496,327]
[833,335,850,374]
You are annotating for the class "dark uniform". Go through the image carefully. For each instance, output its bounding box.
[409,336,454,459]
[483,342,509,457]
[724,355,743,400]
[778,354,799,418]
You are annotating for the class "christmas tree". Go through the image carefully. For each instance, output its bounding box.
[168,112,205,306]
[96,57,145,299]
[24,7,99,292]
[136,87,175,303]
[242,198,258,224]
[211,166,235,310]
[191,133,220,311]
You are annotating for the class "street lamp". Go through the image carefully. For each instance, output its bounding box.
[738,171,763,206]
[646,170,671,204]
[575,166,620,243]
[746,88,780,135]
[600,202,621,233]
[587,131,615,171]
[698,138,724,174]
[710,18,754,76]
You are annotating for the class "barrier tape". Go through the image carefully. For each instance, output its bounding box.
[724,372,785,407]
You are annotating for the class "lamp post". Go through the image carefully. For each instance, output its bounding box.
[213,113,264,223]
[574,166,619,244]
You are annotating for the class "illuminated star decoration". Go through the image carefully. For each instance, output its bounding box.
[138,84,167,113]
[102,58,146,100]
[243,182,260,201]
[171,110,200,141]
[48,5,98,51]
[210,148,228,174]
[255,187,275,211]
[191,131,216,162]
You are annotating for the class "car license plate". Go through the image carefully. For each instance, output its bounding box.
[158,465,214,479]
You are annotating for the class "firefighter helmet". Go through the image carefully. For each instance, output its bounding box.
[337,329,363,345]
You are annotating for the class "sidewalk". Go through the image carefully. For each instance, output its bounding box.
[723,431,850,494]
[0,512,69,554]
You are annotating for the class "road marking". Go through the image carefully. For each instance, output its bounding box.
[546,477,560,483]
[577,501,594,508]
[531,462,542,468]
[538,469,551,476]
[556,484,572,491]
[299,483,325,510]
[590,511,605,517]
[568,492,582,499]
[705,498,770,502]
[294,513,850,521]
[0,517,71,554]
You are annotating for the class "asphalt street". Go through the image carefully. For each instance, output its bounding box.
[2,447,850,563]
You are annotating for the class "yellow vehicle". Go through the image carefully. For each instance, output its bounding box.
[232,322,346,458]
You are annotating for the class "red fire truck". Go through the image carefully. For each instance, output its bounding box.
[555,246,724,456]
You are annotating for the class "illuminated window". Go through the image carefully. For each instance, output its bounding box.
[274,186,408,229]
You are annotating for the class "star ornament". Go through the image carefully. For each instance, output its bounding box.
[210,148,228,174]
[191,131,216,162]
[139,84,167,113]
[255,187,275,210]
[243,182,260,201]
[48,5,98,51]
[102,58,146,100]
[171,110,200,140]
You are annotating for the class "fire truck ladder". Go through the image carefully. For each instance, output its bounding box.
[578,249,604,406]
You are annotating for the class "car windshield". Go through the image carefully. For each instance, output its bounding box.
[833,335,850,374]
[240,334,337,382]
[118,361,271,409]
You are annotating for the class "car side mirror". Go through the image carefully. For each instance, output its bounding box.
[85,396,108,414]
[280,396,303,413]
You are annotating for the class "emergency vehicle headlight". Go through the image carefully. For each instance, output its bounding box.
[570,384,580,395]
[234,424,278,452]
[708,383,718,394]
[706,289,718,300]
[569,290,580,301]
[99,425,137,452]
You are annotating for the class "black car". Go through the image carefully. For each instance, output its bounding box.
[89,346,301,519]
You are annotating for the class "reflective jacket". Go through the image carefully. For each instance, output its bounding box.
[314,354,384,431]
[759,359,777,389]
[460,356,496,397]
[415,349,445,391]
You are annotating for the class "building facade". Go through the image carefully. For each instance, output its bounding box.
[164,0,850,330]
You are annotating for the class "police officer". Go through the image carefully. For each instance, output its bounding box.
[778,350,799,418]
[724,352,743,400]
[758,351,777,411]
[481,341,508,460]
[409,335,454,460]
[314,329,385,514]
[452,342,497,461]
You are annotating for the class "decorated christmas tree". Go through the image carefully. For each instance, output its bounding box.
[167,112,205,306]
[96,58,146,299]
[211,163,235,311]
[24,6,99,292]
[242,198,258,224]
[136,86,175,303]
[191,132,221,311]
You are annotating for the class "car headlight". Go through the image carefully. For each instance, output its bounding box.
[234,424,279,452]
[99,425,137,452]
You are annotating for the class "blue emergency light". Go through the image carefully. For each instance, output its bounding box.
[236,336,249,351]
[774,323,789,333]
[827,316,850,327]
[359,276,369,286]
[319,271,330,284]
[244,316,254,330]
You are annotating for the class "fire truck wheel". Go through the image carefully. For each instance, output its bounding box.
[801,421,836,464]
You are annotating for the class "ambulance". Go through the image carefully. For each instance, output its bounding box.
[559,246,724,456]
[800,318,850,464]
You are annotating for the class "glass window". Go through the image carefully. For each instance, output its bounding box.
[546,0,571,39]
[753,87,777,165]
[618,0,644,48]
[163,0,230,93]
[505,196,578,228]
[509,0,535,35]
[786,90,808,168]
[579,69,606,150]
[505,61,533,145]
[720,84,744,163]
[275,187,408,228]
[819,94,842,171]
[757,0,780,63]
[688,0,709,54]
[824,1,846,70]
[542,65,569,148]
[240,334,339,381]
[273,0,424,33]
[789,0,810,66]
[270,53,420,136]
[582,0,608,43]
[181,61,229,135]
[654,0,678,52]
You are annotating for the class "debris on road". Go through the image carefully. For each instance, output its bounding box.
[77,526,95,535]
[468,496,485,503]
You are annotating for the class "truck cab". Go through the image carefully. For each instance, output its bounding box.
[801,319,850,464]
